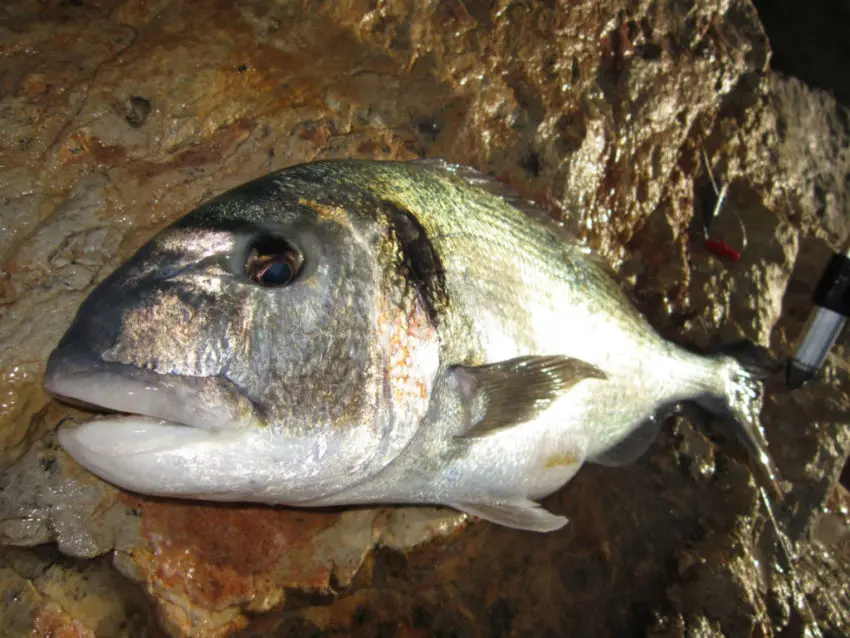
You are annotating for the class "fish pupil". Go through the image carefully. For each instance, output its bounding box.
[259,260,293,285]
[245,237,302,287]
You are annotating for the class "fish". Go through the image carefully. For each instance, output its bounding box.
[44,158,782,533]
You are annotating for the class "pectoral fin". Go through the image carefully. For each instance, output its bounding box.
[455,355,606,438]
[451,498,568,532]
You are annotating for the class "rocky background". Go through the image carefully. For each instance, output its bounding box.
[1,1,848,636]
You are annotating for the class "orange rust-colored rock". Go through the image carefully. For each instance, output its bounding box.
[30,604,96,638]
[134,498,341,609]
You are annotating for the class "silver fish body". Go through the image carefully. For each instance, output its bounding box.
[45,159,779,532]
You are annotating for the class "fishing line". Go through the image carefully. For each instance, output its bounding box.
[758,486,829,638]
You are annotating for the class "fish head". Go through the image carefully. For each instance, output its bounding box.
[45,172,441,503]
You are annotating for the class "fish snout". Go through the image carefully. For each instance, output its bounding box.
[45,345,261,431]
[44,345,100,404]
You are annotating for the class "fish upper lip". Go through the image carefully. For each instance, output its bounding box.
[45,346,259,431]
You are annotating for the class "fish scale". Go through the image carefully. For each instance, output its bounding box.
[45,158,782,531]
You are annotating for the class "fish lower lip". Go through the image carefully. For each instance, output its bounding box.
[59,415,216,456]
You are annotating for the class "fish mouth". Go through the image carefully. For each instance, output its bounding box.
[45,346,260,459]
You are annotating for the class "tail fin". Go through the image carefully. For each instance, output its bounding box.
[695,341,786,498]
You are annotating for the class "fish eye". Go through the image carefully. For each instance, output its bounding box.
[245,237,303,287]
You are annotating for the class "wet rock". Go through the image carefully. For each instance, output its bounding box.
[1,430,468,636]
[0,0,848,636]
[0,545,153,637]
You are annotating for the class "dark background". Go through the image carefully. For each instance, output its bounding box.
[754,0,850,107]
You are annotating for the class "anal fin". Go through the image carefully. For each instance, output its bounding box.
[451,498,568,533]
[591,417,663,467]
[455,355,606,438]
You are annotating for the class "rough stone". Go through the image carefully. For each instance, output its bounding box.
[0,1,848,636]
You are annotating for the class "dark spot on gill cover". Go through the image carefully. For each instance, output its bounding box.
[383,200,448,326]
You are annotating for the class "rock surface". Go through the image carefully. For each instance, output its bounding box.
[0,1,848,636]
